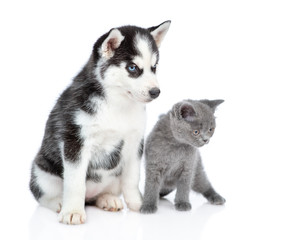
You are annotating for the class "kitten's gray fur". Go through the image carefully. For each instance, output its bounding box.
[140,99,226,214]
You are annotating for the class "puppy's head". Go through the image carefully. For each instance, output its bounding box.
[93,21,171,103]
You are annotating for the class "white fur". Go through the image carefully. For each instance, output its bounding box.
[35,165,62,212]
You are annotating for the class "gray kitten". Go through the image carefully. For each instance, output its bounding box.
[140,99,226,213]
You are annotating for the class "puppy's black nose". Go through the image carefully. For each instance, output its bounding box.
[149,88,160,99]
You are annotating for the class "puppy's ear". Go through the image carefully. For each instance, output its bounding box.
[148,20,171,48]
[101,29,124,59]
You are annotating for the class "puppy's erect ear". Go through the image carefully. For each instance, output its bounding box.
[148,20,171,48]
[101,29,125,59]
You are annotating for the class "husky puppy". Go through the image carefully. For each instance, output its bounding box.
[29,21,171,224]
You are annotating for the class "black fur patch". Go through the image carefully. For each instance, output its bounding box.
[112,166,123,177]
[90,141,124,170]
[63,118,83,163]
[86,171,102,183]
[138,138,144,159]
[105,141,124,169]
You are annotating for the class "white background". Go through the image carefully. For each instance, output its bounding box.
[1,0,283,239]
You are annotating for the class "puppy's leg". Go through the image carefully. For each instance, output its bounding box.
[58,144,90,225]
[121,139,143,211]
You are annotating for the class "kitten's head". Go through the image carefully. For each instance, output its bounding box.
[169,99,224,147]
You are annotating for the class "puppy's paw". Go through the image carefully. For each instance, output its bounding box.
[96,194,123,212]
[126,200,142,212]
[58,209,86,225]
[175,202,192,211]
[140,204,158,214]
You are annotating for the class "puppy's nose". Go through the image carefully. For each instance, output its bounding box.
[149,88,160,99]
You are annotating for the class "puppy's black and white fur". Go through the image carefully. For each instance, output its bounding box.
[29,21,171,224]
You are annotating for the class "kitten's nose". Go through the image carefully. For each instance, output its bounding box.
[203,139,209,144]
[149,88,160,99]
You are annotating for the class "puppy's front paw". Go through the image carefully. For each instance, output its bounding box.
[96,194,124,212]
[58,209,86,225]
[126,200,142,212]
[175,202,192,211]
[124,191,142,211]
[140,204,157,214]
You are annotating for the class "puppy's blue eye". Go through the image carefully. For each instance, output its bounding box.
[128,65,136,72]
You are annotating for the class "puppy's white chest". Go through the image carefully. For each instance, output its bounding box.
[75,98,145,147]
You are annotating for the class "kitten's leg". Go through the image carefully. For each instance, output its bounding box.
[174,173,192,211]
[140,168,162,214]
[193,159,226,205]
[121,138,143,212]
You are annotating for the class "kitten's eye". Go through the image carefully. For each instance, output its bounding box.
[193,130,200,136]
[209,128,214,132]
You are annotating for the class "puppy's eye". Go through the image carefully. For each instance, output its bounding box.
[126,63,143,78]
[193,130,200,136]
[128,64,137,72]
[151,64,158,73]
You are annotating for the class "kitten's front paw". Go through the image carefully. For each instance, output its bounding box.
[207,194,226,205]
[58,209,86,225]
[175,202,192,211]
[140,204,158,214]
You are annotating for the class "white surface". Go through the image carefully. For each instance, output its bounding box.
[1,0,283,239]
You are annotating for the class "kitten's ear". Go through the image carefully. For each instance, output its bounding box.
[100,28,125,59]
[148,20,171,48]
[200,99,224,112]
[180,103,197,121]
